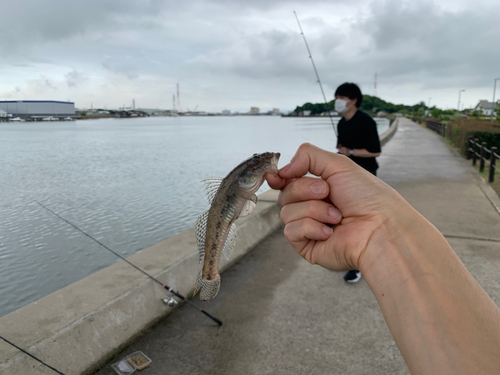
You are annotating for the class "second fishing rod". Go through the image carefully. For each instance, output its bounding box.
[294,11,338,138]
[36,201,222,326]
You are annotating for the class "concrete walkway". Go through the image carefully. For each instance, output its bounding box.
[95,118,500,375]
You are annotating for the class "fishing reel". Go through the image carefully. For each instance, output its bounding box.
[162,295,179,307]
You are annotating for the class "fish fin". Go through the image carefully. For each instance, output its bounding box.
[195,210,209,263]
[222,223,238,261]
[193,271,221,301]
[239,195,257,217]
[203,178,223,204]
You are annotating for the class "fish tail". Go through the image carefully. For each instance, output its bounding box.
[193,271,221,301]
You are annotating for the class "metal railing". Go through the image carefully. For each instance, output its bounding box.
[426,120,447,137]
[467,138,499,183]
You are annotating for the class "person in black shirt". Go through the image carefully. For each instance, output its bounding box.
[334,82,381,283]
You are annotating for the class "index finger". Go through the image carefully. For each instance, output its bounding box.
[265,172,289,190]
[279,143,354,181]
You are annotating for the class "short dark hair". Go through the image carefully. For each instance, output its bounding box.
[335,83,363,108]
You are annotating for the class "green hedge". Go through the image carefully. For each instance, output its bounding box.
[469,132,500,155]
[445,119,500,154]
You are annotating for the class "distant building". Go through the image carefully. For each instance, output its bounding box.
[0,109,8,117]
[474,100,499,116]
[301,110,311,116]
[271,108,280,115]
[249,107,260,115]
[321,111,338,116]
[222,109,230,115]
[0,100,75,118]
[137,108,172,116]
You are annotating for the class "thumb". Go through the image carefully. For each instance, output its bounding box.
[279,143,353,181]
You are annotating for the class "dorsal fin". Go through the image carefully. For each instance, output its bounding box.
[203,178,223,204]
[195,210,209,263]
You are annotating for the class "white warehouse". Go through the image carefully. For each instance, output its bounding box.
[0,100,75,118]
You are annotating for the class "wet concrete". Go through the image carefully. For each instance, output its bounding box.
[95,118,500,375]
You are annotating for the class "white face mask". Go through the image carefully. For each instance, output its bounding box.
[335,99,351,114]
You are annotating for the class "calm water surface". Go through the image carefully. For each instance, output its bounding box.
[0,116,388,317]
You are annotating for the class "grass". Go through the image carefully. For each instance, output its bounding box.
[471,160,500,197]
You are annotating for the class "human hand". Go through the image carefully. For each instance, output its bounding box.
[338,146,350,155]
[269,145,500,375]
[266,143,412,271]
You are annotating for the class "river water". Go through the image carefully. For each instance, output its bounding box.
[0,115,389,317]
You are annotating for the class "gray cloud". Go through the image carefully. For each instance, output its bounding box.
[102,56,139,79]
[355,0,500,86]
[1,1,164,42]
[44,79,57,90]
[0,0,499,110]
[65,69,88,87]
[188,23,345,82]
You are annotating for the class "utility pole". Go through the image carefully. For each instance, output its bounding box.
[457,89,465,115]
[491,78,500,123]
[176,83,181,113]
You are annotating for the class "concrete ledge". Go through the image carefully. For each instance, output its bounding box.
[380,117,399,147]
[0,190,281,375]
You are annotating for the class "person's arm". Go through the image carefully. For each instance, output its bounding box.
[338,147,380,157]
[352,116,382,158]
[363,199,500,374]
[338,119,381,157]
[266,143,500,374]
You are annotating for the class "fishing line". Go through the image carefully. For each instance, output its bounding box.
[0,335,66,374]
[293,11,338,137]
[35,201,222,326]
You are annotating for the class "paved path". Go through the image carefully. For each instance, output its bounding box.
[95,118,500,375]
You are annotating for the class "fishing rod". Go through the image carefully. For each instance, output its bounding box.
[36,201,222,326]
[0,335,66,374]
[293,11,338,137]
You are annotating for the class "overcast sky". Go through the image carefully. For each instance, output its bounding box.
[1,0,499,112]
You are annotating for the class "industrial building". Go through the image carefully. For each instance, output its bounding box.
[0,100,75,119]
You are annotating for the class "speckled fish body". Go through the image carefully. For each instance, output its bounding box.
[193,152,280,301]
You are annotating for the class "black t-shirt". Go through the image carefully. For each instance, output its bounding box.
[337,110,381,172]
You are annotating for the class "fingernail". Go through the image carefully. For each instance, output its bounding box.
[323,226,333,236]
[328,207,342,221]
[310,180,326,195]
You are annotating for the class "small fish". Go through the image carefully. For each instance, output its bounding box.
[193,152,281,301]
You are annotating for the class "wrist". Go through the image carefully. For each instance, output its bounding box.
[359,198,456,298]
[358,200,429,280]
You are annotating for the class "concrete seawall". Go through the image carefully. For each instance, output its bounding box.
[0,118,398,375]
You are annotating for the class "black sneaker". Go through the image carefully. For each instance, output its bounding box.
[344,270,362,283]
